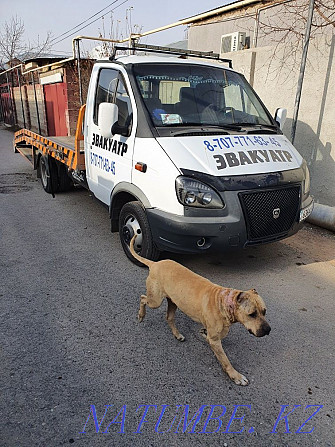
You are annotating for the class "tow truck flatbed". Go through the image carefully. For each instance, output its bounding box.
[14,105,86,172]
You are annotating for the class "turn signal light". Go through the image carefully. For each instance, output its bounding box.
[135,162,147,173]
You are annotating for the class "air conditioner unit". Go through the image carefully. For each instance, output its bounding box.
[220,32,246,54]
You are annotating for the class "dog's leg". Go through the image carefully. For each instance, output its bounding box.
[207,336,249,386]
[166,298,185,342]
[138,294,148,322]
[138,275,165,322]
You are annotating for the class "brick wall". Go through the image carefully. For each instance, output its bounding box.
[64,60,94,136]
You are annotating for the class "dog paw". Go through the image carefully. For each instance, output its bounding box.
[137,313,144,323]
[176,334,185,342]
[231,373,249,386]
[199,328,207,338]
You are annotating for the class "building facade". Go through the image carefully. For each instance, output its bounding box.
[0,57,93,137]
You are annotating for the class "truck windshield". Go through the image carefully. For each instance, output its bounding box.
[133,63,274,128]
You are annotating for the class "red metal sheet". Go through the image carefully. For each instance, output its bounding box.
[0,83,15,125]
[44,82,69,136]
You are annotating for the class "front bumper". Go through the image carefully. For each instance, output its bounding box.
[146,193,314,255]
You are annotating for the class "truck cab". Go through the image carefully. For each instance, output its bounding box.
[84,48,313,263]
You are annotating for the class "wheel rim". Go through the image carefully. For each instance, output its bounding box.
[122,214,143,251]
[40,159,48,187]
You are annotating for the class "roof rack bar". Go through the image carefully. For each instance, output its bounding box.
[134,43,216,57]
[111,43,233,68]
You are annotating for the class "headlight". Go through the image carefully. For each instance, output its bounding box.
[176,176,224,209]
[302,161,311,195]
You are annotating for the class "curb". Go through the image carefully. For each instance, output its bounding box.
[306,203,335,232]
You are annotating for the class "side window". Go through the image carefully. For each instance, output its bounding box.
[115,78,133,131]
[94,68,119,125]
[94,68,133,135]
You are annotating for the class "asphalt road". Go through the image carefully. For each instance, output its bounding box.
[1,126,334,447]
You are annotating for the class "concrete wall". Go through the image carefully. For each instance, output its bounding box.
[188,0,329,52]
[188,14,255,53]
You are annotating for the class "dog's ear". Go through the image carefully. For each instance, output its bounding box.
[236,291,246,304]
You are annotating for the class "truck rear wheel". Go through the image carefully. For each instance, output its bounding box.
[119,201,160,266]
[38,155,59,194]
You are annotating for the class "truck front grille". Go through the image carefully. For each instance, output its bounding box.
[239,185,301,242]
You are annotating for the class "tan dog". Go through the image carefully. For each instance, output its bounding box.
[130,236,270,386]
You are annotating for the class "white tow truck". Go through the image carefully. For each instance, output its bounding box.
[14,43,314,264]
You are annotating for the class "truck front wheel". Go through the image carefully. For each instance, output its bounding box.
[119,201,160,265]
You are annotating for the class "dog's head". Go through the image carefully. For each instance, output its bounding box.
[222,288,271,337]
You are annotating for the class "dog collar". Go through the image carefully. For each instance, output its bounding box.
[222,289,237,322]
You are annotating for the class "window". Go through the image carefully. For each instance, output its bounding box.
[115,77,133,129]
[223,78,269,124]
[94,68,133,134]
[159,81,190,105]
[94,68,118,124]
[133,63,273,127]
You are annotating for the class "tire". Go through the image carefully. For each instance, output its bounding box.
[57,163,74,192]
[119,201,160,266]
[38,155,59,194]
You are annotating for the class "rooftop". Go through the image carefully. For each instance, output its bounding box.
[181,0,264,23]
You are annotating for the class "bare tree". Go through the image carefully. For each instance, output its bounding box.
[256,0,334,75]
[89,11,143,59]
[0,15,52,66]
[0,16,25,65]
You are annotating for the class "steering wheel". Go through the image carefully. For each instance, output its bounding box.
[202,104,235,123]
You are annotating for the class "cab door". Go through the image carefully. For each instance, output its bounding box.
[85,66,135,205]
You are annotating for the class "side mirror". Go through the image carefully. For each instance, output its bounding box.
[112,122,129,137]
[274,108,287,130]
[98,103,118,138]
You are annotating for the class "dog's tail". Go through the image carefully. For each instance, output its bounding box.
[129,235,154,268]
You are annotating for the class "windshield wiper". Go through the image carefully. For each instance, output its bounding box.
[199,123,243,131]
[163,125,230,137]
[233,123,279,134]
[159,122,278,136]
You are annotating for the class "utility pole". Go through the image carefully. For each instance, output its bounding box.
[290,0,315,144]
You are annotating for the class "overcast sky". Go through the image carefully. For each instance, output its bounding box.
[0,0,229,56]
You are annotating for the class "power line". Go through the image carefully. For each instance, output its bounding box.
[50,0,127,45]
[49,0,121,43]
[52,0,129,46]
